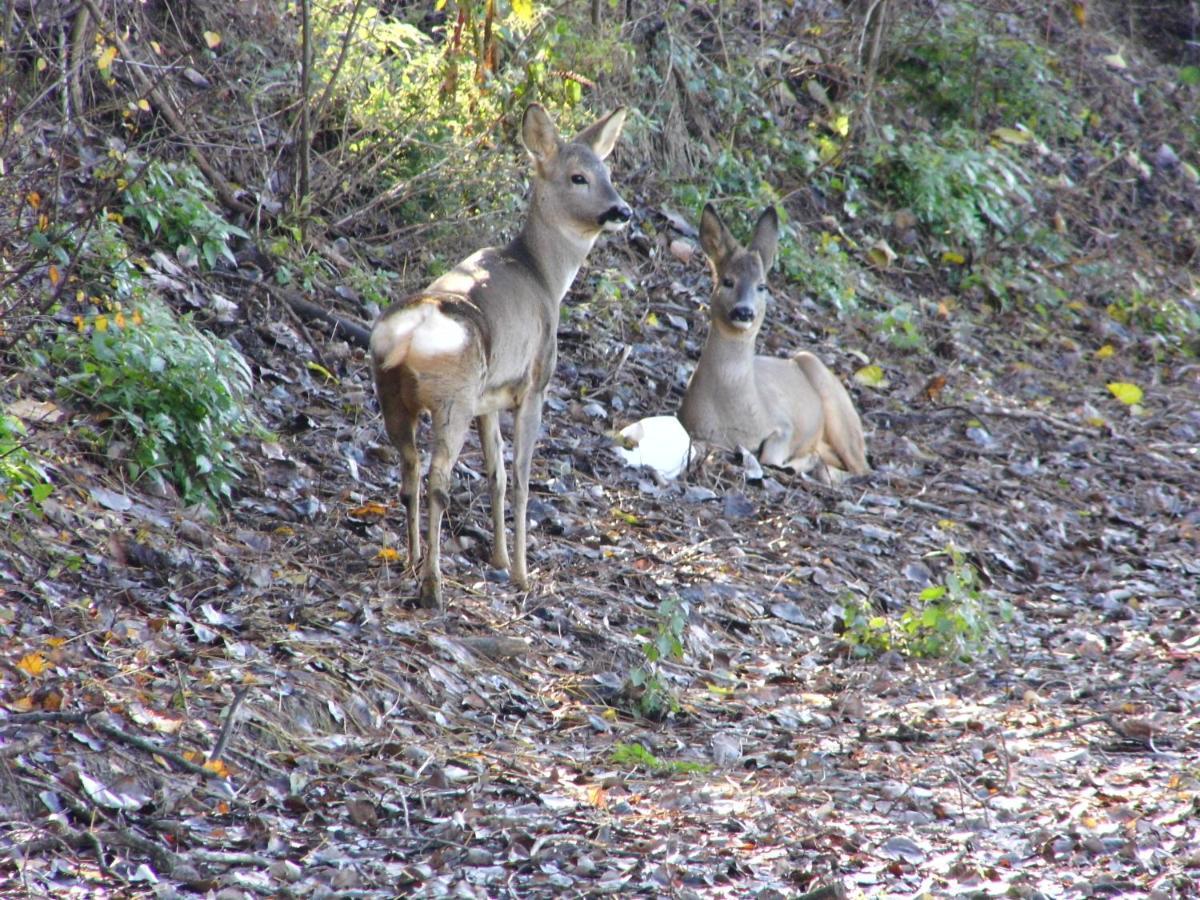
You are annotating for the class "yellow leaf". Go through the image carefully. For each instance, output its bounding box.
[48,265,59,286]
[941,250,966,266]
[97,45,118,72]
[350,502,388,520]
[644,311,660,328]
[305,361,336,382]
[11,695,35,712]
[137,98,150,112]
[17,652,49,676]
[1107,382,1143,406]
[376,547,401,562]
[866,239,896,269]
[1086,415,1107,427]
[1103,51,1127,70]
[203,31,222,50]
[1095,344,1115,359]
[853,364,888,388]
[1072,1,1087,26]
[510,0,535,24]
[832,114,850,137]
[45,637,67,648]
[585,784,608,808]
[203,758,231,777]
[26,191,40,209]
[95,315,109,332]
[991,126,1033,145]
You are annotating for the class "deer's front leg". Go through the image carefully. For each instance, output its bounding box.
[509,391,546,591]
[419,403,473,610]
[477,411,510,572]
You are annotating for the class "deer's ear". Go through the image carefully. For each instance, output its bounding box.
[750,207,779,273]
[699,203,737,265]
[700,207,734,267]
[521,104,561,165]
[575,107,627,160]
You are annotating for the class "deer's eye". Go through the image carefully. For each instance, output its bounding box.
[758,283,767,292]
[571,174,588,185]
[722,277,734,288]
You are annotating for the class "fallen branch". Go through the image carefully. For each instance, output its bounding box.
[971,403,1095,437]
[1020,714,1114,741]
[6,711,224,780]
[264,282,372,348]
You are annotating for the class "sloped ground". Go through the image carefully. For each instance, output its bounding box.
[3,2,1200,899]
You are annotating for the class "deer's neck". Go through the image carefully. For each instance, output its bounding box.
[513,201,597,306]
[698,329,758,391]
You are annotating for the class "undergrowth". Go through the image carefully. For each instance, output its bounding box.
[28,299,256,507]
[0,415,54,512]
[840,545,1013,661]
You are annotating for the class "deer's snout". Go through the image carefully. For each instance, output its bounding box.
[728,304,756,325]
[599,203,633,230]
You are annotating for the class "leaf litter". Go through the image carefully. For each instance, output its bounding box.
[2,4,1200,900]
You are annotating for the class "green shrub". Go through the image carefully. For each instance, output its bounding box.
[1106,291,1200,357]
[0,415,54,510]
[627,596,686,719]
[841,546,1012,661]
[120,160,248,270]
[31,299,255,506]
[874,128,1033,250]
[890,14,1079,141]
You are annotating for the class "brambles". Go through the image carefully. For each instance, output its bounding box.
[29,299,255,507]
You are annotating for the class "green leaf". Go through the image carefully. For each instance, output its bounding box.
[919,585,947,602]
[1179,66,1200,86]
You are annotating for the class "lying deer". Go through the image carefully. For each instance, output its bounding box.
[679,204,870,480]
[370,104,630,609]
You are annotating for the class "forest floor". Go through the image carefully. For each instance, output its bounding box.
[2,2,1199,899]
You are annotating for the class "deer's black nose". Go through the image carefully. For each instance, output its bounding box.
[729,305,755,324]
[599,203,632,226]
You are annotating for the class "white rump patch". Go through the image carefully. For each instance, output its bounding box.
[371,302,469,371]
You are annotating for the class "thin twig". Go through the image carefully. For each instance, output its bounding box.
[209,685,251,763]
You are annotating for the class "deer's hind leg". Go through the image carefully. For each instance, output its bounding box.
[419,401,474,610]
[794,352,870,475]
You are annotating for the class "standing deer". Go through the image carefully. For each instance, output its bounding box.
[370,104,630,609]
[679,203,870,479]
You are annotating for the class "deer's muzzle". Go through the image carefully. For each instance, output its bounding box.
[729,304,756,326]
[599,203,633,230]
